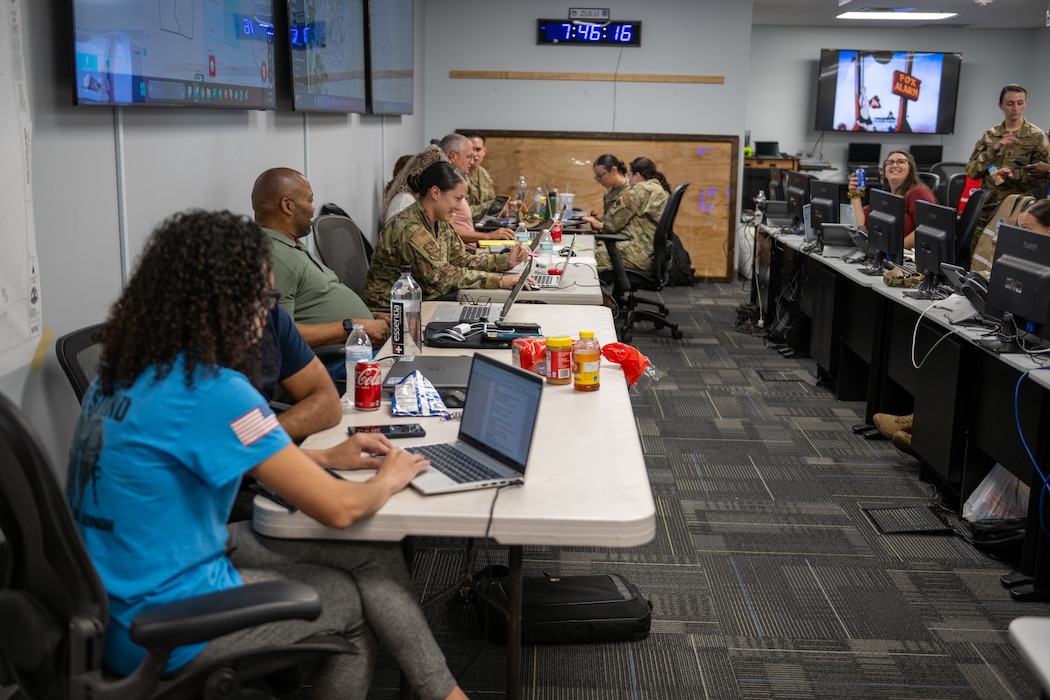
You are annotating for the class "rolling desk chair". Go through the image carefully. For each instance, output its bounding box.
[313,211,372,298]
[597,183,689,342]
[0,392,355,699]
[917,172,942,202]
[931,162,967,206]
[55,323,105,403]
[955,188,989,270]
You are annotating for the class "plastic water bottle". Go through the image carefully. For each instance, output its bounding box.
[344,324,372,400]
[514,222,530,245]
[537,229,554,271]
[516,175,528,201]
[390,265,422,357]
[532,187,545,219]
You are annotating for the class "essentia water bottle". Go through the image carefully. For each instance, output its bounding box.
[390,265,422,357]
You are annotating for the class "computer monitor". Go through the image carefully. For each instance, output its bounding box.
[866,189,905,269]
[808,180,840,234]
[783,170,810,229]
[909,145,943,171]
[848,143,882,166]
[984,224,1050,348]
[905,200,955,299]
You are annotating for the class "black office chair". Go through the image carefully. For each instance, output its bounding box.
[916,172,941,202]
[955,188,989,270]
[944,171,969,211]
[55,323,105,403]
[313,210,372,298]
[930,162,966,206]
[0,391,356,699]
[599,183,689,342]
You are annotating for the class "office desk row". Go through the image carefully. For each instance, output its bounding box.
[459,234,603,305]
[254,301,654,699]
[757,227,1050,599]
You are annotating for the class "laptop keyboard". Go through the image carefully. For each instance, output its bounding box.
[408,443,504,483]
[459,305,492,322]
[532,274,559,288]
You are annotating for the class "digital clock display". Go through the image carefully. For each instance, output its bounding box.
[536,20,641,46]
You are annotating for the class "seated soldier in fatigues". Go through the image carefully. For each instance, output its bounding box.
[581,154,670,274]
[363,161,532,311]
[461,130,497,221]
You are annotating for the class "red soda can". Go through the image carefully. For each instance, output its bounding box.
[354,361,382,411]
[550,220,563,243]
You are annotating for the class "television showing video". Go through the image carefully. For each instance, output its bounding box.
[814,49,962,134]
[71,0,277,109]
[288,0,367,113]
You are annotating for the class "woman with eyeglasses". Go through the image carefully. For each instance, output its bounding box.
[847,150,935,249]
[66,210,469,700]
[582,154,670,273]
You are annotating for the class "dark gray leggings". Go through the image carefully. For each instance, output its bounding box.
[182,521,457,700]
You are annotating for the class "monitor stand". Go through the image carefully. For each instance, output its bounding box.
[903,272,949,300]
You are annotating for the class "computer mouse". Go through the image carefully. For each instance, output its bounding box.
[443,390,467,408]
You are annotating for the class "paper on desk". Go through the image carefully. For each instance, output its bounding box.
[391,370,448,416]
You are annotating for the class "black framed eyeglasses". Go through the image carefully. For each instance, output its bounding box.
[883,158,908,167]
[593,170,609,182]
[262,290,281,310]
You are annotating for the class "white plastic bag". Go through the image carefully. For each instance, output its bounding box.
[962,463,1029,522]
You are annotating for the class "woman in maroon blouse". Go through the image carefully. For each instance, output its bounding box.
[847,150,936,249]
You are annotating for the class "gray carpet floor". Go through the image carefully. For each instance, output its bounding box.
[361,281,1050,699]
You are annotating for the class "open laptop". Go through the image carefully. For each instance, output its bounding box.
[382,354,474,394]
[477,194,511,227]
[407,353,544,495]
[531,233,576,288]
[430,256,534,324]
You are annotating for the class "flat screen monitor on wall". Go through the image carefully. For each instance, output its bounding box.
[288,0,367,113]
[365,0,413,115]
[814,49,962,134]
[71,0,277,109]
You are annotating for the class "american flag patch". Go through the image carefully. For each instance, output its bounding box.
[230,407,280,447]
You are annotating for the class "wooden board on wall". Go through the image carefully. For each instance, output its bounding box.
[471,131,739,281]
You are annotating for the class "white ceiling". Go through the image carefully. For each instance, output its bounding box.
[751,0,1049,29]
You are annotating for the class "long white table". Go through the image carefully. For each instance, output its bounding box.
[253,301,654,699]
[457,234,603,305]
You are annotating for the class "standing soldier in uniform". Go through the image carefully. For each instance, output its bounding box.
[966,84,1050,239]
[461,130,497,221]
[363,161,532,311]
[582,154,670,274]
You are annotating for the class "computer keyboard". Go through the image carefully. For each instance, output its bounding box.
[532,273,559,288]
[408,444,502,483]
[799,157,834,170]
[459,305,492,322]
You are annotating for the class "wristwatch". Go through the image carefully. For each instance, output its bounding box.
[342,319,355,334]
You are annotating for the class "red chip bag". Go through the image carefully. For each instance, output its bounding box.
[600,342,650,386]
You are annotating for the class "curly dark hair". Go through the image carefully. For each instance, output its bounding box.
[97,209,273,394]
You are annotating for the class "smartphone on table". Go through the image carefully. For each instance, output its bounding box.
[348,423,426,439]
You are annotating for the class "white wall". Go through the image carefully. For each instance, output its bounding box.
[422,0,753,141]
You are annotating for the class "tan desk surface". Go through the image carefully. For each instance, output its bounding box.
[253,302,654,548]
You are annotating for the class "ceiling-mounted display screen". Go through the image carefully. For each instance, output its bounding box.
[71,0,277,109]
[814,49,962,134]
[288,0,367,112]
[365,0,413,115]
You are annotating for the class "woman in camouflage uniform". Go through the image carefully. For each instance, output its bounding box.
[363,162,531,311]
[582,154,670,273]
[966,84,1050,237]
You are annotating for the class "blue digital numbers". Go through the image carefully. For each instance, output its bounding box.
[236,15,274,43]
[537,20,641,46]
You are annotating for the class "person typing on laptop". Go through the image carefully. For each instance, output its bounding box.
[65,210,469,700]
[364,161,535,310]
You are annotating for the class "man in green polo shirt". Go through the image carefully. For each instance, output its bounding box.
[252,168,390,372]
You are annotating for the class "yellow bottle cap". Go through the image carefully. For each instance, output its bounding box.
[579,330,595,339]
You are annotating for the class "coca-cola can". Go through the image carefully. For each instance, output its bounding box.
[354,361,382,411]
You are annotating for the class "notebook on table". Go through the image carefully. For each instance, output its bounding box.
[407,353,544,495]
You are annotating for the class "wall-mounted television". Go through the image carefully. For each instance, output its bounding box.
[288,0,367,113]
[814,49,962,134]
[71,0,276,109]
[365,0,413,115]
